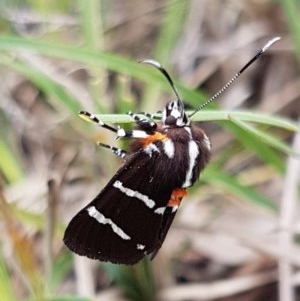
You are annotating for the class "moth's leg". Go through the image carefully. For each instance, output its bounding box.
[79,111,118,133]
[79,111,151,139]
[126,111,158,133]
[136,111,162,120]
[97,142,127,158]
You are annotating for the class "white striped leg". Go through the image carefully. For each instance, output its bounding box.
[127,111,156,126]
[97,142,127,158]
[79,111,118,133]
[137,111,162,120]
[79,111,150,139]
[127,111,158,132]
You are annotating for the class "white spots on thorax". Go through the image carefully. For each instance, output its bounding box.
[182,140,199,187]
[143,125,207,189]
[144,136,175,159]
[181,126,200,188]
[144,143,160,157]
[184,126,192,135]
[163,139,175,159]
[87,206,131,240]
[113,180,155,209]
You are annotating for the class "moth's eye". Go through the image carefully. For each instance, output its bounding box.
[165,115,176,126]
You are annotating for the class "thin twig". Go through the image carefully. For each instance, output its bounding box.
[278,117,300,301]
[45,179,58,294]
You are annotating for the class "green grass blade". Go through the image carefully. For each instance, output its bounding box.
[0,35,206,108]
[155,0,189,63]
[0,55,81,113]
[141,0,191,111]
[280,0,300,64]
[230,118,298,157]
[48,253,73,293]
[103,258,155,301]
[90,110,299,133]
[80,0,104,50]
[202,168,278,212]
[0,140,23,184]
[0,247,16,301]
[79,0,107,111]
[192,111,300,132]
[224,121,285,172]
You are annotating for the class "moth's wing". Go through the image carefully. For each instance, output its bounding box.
[149,206,177,260]
[63,151,178,264]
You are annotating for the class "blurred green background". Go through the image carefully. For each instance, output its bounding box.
[0,1,299,301]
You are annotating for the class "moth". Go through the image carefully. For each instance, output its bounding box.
[63,37,280,264]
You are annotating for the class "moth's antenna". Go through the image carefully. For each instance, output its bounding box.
[140,59,182,102]
[189,36,281,118]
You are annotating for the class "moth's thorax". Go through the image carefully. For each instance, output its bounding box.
[130,123,211,190]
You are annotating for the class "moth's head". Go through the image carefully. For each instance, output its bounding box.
[162,99,189,127]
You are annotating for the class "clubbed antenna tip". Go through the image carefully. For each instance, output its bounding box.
[140,59,182,103]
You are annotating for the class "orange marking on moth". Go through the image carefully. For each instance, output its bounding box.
[167,188,187,207]
[141,132,167,147]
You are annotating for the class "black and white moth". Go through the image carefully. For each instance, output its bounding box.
[63,37,280,264]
